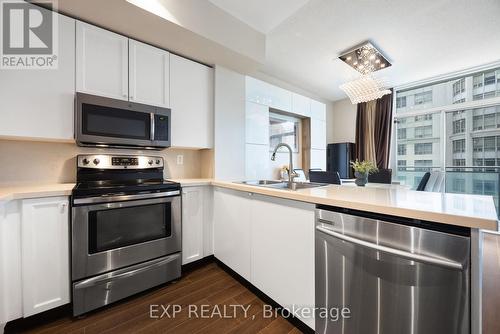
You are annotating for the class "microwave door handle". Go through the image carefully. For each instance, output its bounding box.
[150,113,155,141]
[316,226,464,270]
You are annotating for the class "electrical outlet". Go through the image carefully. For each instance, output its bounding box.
[176,155,184,165]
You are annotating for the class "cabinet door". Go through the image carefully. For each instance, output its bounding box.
[76,21,128,100]
[182,187,204,265]
[245,76,292,112]
[170,54,214,148]
[0,11,75,140]
[213,187,251,280]
[311,118,326,149]
[251,195,315,329]
[21,197,69,317]
[245,144,270,180]
[246,102,269,145]
[292,93,311,117]
[129,40,170,107]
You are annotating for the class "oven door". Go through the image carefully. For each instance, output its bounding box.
[72,194,181,281]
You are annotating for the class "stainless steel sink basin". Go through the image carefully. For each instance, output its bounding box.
[236,180,329,190]
[239,180,283,186]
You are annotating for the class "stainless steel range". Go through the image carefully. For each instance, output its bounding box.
[71,154,181,316]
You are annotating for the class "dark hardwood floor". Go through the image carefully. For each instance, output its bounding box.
[6,262,303,334]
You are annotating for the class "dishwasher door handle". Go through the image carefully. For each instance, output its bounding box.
[316,226,464,270]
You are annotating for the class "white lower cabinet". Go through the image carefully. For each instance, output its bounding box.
[213,187,252,280]
[213,187,315,329]
[0,196,70,329]
[181,186,213,264]
[21,197,70,317]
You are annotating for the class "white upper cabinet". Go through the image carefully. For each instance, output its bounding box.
[246,102,269,145]
[170,54,214,148]
[311,118,327,149]
[0,11,75,140]
[310,99,326,121]
[129,40,170,107]
[291,93,311,117]
[245,76,292,112]
[76,21,128,100]
[21,197,69,317]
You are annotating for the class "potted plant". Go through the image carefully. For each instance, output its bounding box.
[350,160,378,186]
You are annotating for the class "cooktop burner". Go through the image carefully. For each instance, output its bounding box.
[72,154,180,198]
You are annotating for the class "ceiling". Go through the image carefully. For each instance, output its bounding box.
[208,0,309,33]
[52,0,500,102]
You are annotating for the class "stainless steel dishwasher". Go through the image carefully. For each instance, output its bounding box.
[315,206,471,334]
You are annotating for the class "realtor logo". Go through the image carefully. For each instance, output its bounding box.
[1,0,58,69]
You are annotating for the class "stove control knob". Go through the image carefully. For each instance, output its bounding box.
[155,159,161,165]
[93,158,100,165]
[148,159,153,165]
[82,158,90,165]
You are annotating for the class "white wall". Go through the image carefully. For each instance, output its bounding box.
[326,98,357,144]
[214,65,246,180]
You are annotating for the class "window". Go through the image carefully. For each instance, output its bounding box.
[484,113,496,129]
[269,113,300,152]
[414,91,432,105]
[415,114,432,122]
[396,96,406,108]
[473,74,483,89]
[414,143,433,155]
[415,160,432,171]
[414,125,432,138]
[453,78,465,96]
[398,128,406,139]
[453,139,465,153]
[453,159,466,166]
[453,119,465,134]
[484,136,496,151]
[473,115,483,130]
[397,160,406,171]
[397,144,406,155]
[473,158,483,166]
[485,71,496,85]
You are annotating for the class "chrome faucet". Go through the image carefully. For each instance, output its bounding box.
[271,143,299,187]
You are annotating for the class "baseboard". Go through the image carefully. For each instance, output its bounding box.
[213,257,315,334]
[181,254,215,273]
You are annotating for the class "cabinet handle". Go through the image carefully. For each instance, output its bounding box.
[59,203,67,212]
[130,95,134,100]
[123,94,127,98]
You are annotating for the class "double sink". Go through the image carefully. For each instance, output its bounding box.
[237,180,329,191]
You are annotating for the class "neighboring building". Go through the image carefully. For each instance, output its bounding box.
[393,67,500,214]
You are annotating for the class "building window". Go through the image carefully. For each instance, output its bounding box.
[452,139,465,153]
[396,96,406,108]
[473,74,483,89]
[414,91,432,105]
[414,143,433,155]
[414,160,432,171]
[453,159,466,166]
[485,71,496,86]
[484,112,496,129]
[397,144,406,155]
[453,119,465,134]
[414,125,432,138]
[397,160,406,171]
[415,114,433,122]
[398,128,406,139]
[473,138,483,152]
[484,136,496,151]
[473,158,483,166]
[453,78,465,96]
[269,113,300,152]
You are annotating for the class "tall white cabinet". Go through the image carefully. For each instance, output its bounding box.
[76,22,129,100]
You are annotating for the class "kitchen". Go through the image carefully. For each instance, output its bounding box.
[1,0,500,333]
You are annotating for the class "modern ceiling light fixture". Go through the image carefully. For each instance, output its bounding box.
[338,41,392,104]
[338,42,391,75]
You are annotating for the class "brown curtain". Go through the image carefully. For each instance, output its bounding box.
[355,89,393,168]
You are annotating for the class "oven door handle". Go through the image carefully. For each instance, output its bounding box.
[74,254,179,289]
[316,226,464,270]
[73,190,180,205]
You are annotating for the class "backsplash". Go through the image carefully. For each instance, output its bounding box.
[0,139,213,185]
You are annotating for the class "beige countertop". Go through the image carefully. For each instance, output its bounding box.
[1,180,497,230]
[0,183,75,204]
[211,180,499,231]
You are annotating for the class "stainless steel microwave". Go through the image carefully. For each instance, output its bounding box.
[75,93,171,150]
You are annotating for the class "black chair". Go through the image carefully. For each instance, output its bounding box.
[416,172,431,191]
[368,168,392,184]
[309,171,341,185]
